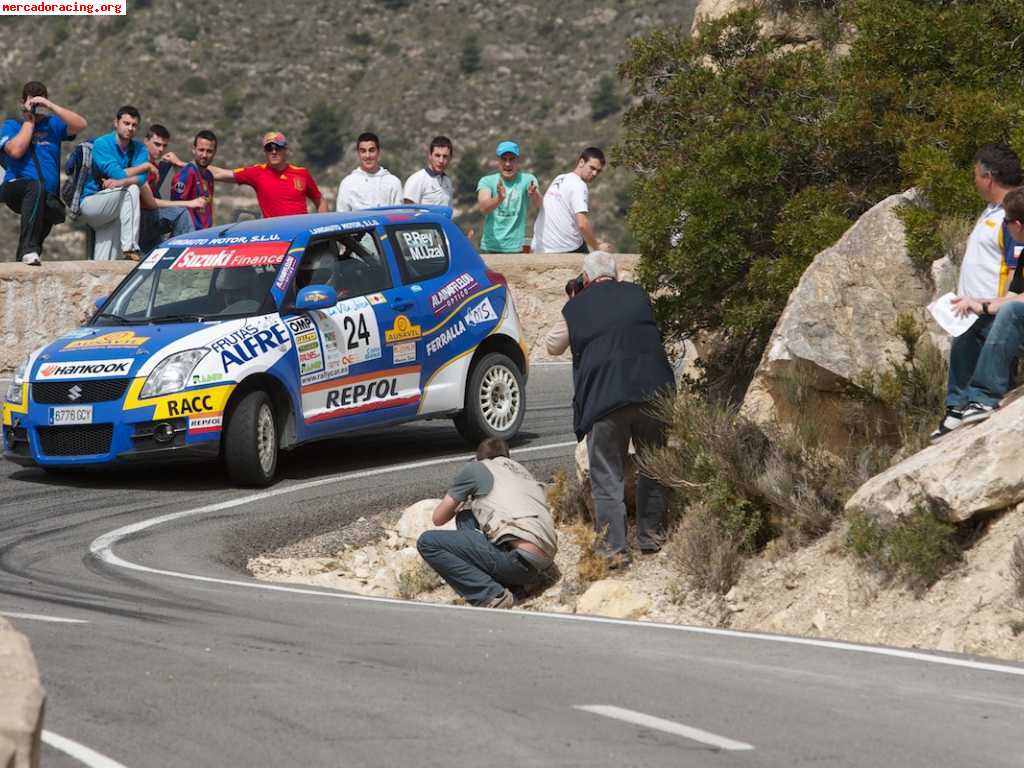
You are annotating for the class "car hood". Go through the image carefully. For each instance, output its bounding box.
[30,323,210,381]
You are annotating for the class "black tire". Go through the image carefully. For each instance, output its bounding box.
[453,352,525,445]
[223,390,278,487]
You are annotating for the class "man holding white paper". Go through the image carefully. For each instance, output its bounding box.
[930,144,1022,441]
[941,186,1024,431]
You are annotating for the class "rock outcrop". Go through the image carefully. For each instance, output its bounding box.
[575,580,651,619]
[740,190,934,442]
[690,0,827,49]
[845,392,1024,523]
[0,618,45,768]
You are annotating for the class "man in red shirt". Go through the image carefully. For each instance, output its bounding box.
[208,131,327,218]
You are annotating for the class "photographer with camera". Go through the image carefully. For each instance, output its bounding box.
[0,81,87,265]
[544,251,675,567]
[417,437,558,609]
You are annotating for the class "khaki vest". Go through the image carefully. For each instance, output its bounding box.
[470,457,558,559]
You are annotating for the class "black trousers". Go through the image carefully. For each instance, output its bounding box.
[0,178,52,260]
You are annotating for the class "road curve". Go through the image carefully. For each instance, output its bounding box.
[1,363,1022,767]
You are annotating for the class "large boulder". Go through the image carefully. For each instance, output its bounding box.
[395,499,450,545]
[0,618,45,768]
[575,580,651,619]
[845,392,1024,523]
[741,190,934,440]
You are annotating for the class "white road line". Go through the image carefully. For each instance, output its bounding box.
[88,441,1024,680]
[42,730,129,768]
[0,611,87,624]
[575,705,754,751]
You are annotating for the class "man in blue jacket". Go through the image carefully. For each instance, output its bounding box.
[545,251,675,566]
[79,105,156,261]
[0,81,87,265]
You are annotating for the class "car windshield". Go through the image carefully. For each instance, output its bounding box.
[94,242,289,325]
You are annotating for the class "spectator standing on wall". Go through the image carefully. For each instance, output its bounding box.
[532,147,612,254]
[0,80,87,265]
[207,131,327,218]
[171,130,218,230]
[403,136,454,206]
[335,132,402,212]
[79,105,155,261]
[476,140,542,253]
[138,124,202,252]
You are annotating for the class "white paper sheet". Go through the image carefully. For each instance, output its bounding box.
[928,292,977,337]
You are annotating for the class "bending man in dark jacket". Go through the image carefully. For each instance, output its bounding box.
[545,251,675,564]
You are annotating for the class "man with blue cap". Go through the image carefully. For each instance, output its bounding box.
[476,140,541,253]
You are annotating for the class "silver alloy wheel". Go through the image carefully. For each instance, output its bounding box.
[256,402,276,476]
[478,364,520,432]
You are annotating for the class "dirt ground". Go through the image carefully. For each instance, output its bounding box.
[250,502,1024,662]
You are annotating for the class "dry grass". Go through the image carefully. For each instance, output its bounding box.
[567,522,609,586]
[546,468,591,526]
[666,505,744,594]
[1011,536,1024,600]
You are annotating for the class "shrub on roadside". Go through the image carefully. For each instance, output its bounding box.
[546,468,590,526]
[666,504,744,594]
[846,506,960,590]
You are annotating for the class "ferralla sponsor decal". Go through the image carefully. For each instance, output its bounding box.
[37,359,133,380]
[425,320,465,356]
[301,367,420,423]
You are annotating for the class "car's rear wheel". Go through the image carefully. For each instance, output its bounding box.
[454,352,525,445]
[224,390,278,487]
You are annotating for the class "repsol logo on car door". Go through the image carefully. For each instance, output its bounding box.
[301,367,421,423]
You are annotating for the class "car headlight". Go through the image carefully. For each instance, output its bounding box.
[5,357,28,405]
[140,349,209,399]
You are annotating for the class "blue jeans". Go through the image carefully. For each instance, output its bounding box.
[965,301,1024,406]
[946,316,993,408]
[140,206,194,253]
[417,512,545,606]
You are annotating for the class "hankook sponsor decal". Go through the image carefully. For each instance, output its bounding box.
[37,359,134,380]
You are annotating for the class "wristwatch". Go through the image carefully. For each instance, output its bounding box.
[982,301,991,316]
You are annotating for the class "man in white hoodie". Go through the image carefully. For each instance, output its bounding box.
[335,132,403,212]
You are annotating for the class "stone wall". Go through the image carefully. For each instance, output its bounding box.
[0,618,45,768]
[0,254,639,373]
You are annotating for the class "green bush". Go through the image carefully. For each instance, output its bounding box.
[300,102,349,169]
[617,1,1024,393]
[183,76,209,96]
[460,35,481,74]
[590,75,622,121]
[846,506,960,589]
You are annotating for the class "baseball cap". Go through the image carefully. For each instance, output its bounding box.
[262,131,287,148]
[496,141,520,158]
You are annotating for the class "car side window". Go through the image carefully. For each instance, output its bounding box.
[291,231,392,302]
[390,225,449,284]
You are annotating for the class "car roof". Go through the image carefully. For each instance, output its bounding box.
[173,206,454,243]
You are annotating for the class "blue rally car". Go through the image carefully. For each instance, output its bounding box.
[3,208,529,485]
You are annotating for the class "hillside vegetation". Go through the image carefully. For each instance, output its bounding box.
[0,0,698,259]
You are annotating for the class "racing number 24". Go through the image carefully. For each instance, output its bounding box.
[343,314,371,351]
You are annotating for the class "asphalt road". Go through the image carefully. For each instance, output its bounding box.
[1,363,1023,767]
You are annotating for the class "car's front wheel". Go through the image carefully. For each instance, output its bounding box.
[224,390,278,487]
[454,352,525,445]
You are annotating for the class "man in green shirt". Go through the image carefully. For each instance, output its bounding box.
[476,140,542,253]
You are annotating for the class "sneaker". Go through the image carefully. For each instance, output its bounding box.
[960,401,997,425]
[929,407,964,442]
[21,252,41,266]
[485,589,515,609]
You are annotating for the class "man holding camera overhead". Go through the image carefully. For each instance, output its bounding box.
[0,81,87,265]
[545,251,675,567]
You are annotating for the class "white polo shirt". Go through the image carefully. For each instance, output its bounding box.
[958,203,1007,298]
[403,168,453,206]
[531,172,588,253]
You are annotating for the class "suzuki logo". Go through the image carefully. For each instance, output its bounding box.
[68,385,82,401]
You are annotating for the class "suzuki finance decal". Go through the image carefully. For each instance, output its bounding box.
[211,321,291,371]
[464,297,498,327]
[301,367,420,423]
[37,358,133,380]
[429,272,480,316]
[170,241,289,270]
[63,331,149,350]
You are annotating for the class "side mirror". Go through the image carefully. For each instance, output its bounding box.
[295,284,337,311]
[94,296,108,310]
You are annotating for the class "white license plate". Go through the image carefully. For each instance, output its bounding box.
[48,406,93,425]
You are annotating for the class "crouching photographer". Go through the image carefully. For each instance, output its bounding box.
[544,251,676,567]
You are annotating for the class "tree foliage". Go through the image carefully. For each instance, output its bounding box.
[590,74,622,121]
[301,102,349,170]
[617,1,1024,396]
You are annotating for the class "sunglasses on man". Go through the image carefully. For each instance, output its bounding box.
[264,144,285,153]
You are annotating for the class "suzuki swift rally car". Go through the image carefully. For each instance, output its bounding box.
[3,208,528,485]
